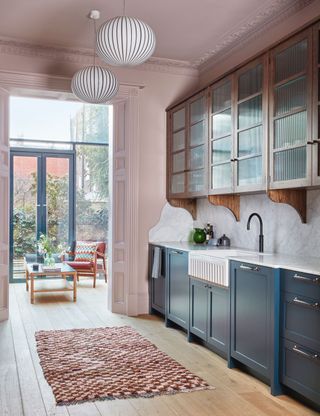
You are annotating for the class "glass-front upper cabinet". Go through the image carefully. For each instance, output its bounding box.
[209,77,234,194]
[312,22,320,186]
[235,57,267,192]
[167,92,208,198]
[269,29,312,189]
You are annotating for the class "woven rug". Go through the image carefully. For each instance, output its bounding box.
[35,326,213,405]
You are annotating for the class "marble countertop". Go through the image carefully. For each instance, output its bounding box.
[151,241,320,276]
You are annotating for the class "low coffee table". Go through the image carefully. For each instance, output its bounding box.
[25,263,77,304]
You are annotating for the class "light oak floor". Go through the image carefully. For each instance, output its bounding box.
[1,280,318,416]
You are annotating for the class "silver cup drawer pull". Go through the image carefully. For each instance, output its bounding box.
[292,345,319,361]
[293,273,320,285]
[292,297,320,310]
[240,264,260,272]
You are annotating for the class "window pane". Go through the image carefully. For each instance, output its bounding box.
[212,109,231,138]
[275,39,307,83]
[171,173,185,194]
[173,151,185,173]
[238,95,262,130]
[274,146,306,181]
[275,76,306,116]
[190,146,204,170]
[274,111,307,149]
[212,136,232,164]
[76,145,108,241]
[46,157,69,250]
[173,108,185,131]
[211,163,232,189]
[238,64,263,100]
[238,126,262,157]
[10,96,112,144]
[188,170,205,193]
[212,81,231,113]
[238,157,262,186]
[190,97,205,124]
[190,121,205,146]
[173,130,185,151]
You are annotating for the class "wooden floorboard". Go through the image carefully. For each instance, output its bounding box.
[1,280,318,416]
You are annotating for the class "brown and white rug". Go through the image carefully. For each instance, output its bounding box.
[35,326,213,405]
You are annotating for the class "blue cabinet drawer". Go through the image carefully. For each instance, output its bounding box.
[281,292,320,352]
[281,338,320,407]
[281,269,320,299]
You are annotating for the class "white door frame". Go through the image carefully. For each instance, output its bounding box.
[0,70,142,320]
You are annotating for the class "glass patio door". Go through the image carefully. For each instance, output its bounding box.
[10,150,74,282]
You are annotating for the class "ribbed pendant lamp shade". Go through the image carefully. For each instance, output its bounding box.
[71,65,118,104]
[97,16,156,66]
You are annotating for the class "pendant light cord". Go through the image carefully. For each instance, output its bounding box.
[93,19,97,67]
[123,0,126,16]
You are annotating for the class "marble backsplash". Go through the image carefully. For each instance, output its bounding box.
[150,189,320,257]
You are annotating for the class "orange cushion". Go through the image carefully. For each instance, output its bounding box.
[66,261,93,270]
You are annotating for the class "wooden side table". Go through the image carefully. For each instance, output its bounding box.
[25,263,77,304]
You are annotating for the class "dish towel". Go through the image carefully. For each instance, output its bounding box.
[151,247,161,278]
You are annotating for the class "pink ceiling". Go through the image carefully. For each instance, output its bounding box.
[0,0,292,63]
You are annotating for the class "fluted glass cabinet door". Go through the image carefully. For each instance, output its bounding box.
[312,23,320,186]
[235,59,266,191]
[210,79,234,194]
[169,105,187,196]
[270,30,312,189]
[187,94,207,195]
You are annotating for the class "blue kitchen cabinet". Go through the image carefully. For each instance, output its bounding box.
[229,260,281,396]
[166,248,189,329]
[280,269,320,408]
[189,277,229,356]
[149,244,166,316]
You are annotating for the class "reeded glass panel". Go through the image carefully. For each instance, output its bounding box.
[188,170,205,193]
[238,126,262,157]
[190,146,205,170]
[190,121,205,146]
[190,97,204,124]
[212,136,232,164]
[274,111,307,149]
[238,156,262,186]
[212,81,231,113]
[173,108,185,131]
[238,64,263,101]
[275,39,307,83]
[173,129,185,152]
[171,173,185,194]
[274,146,306,181]
[275,76,306,116]
[211,163,232,189]
[172,151,185,173]
[212,109,231,138]
[238,95,262,130]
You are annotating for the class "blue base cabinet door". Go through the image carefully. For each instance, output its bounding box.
[190,278,208,340]
[166,249,189,329]
[229,261,281,395]
[208,285,229,353]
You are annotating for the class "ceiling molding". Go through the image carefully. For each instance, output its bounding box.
[196,0,315,73]
[0,37,198,78]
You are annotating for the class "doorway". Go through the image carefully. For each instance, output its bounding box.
[9,150,75,282]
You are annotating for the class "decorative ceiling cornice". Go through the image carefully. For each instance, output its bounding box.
[196,0,316,73]
[0,37,198,78]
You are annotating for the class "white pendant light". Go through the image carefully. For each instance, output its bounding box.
[71,10,119,104]
[96,1,156,66]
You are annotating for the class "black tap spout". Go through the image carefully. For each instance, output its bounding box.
[247,213,264,253]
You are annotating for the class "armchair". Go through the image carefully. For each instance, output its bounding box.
[63,241,107,288]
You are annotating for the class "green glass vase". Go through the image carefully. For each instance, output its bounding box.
[193,228,206,244]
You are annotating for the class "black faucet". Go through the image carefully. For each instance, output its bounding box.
[247,213,264,253]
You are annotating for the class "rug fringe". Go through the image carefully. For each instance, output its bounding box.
[57,385,215,406]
